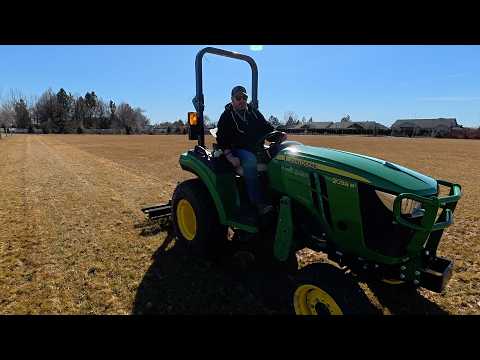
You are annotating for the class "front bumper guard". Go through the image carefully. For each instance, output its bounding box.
[391,180,460,292]
[392,180,462,232]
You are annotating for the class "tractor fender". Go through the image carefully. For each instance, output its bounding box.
[179,159,227,225]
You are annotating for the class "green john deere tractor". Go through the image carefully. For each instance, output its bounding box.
[141,47,462,315]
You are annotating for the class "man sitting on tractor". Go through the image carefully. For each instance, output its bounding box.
[216,85,287,215]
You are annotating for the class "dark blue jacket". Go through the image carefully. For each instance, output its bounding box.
[216,103,274,153]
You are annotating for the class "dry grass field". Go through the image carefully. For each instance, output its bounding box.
[0,134,479,314]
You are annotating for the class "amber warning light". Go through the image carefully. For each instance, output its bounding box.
[188,112,198,126]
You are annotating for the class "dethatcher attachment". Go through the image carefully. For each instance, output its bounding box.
[141,201,172,221]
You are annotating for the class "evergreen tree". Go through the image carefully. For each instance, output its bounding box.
[84,91,98,128]
[268,115,281,127]
[14,99,31,128]
[55,88,73,132]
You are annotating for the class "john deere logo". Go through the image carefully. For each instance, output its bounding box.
[282,155,370,184]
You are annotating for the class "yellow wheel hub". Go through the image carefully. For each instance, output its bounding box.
[176,199,197,241]
[294,284,343,315]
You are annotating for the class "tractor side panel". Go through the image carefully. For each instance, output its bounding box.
[216,174,241,219]
[267,158,285,193]
[269,160,312,207]
[269,155,402,263]
[323,175,366,254]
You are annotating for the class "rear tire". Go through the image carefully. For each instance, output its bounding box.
[282,263,377,315]
[172,178,228,259]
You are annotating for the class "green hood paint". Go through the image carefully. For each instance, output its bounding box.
[274,145,438,196]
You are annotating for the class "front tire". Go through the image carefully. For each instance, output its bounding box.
[285,263,376,315]
[172,179,227,259]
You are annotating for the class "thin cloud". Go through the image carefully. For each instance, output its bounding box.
[249,45,264,51]
[417,96,480,102]
[447,73,468,78]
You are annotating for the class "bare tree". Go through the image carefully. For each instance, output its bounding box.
[132,107,150,132]
[1,87,151,134]
[115,102,136,134]
[0,106,15,128]
[95,97,110,129]
[72,96,87,130]
[32,89,57,133]
[0,88,26,127]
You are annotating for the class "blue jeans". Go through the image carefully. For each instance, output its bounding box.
[232,148,264,206]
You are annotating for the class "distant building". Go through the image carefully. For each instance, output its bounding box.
[391,118,459,137]
[355,121,389,131]
[278,118,390,135]
[277,123,306,134]
[329,118,362,131]
[306,122,334,133]
[450,126,480,139]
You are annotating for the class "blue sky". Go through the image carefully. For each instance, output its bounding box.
[1,45,480,127]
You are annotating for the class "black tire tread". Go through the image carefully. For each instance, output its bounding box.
[172,178,227,258]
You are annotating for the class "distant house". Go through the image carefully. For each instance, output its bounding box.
[277,123,306,134]
[450,126,480,139]
[329,118,362,131]
[305,122,334,133]
[391,118,459,137]
[355,121,390,135]
[327,119,389,134]
[355,121,388,131]
[278,118,390,135]
[279,121,336,134]
[152,124,170,134]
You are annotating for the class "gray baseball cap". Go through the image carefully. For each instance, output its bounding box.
[231,85,248,97]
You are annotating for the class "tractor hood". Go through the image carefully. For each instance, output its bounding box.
[275,145,438,196]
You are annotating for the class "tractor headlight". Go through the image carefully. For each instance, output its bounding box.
[375,190,425,218]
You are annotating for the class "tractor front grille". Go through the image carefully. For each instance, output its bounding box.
[358,183,416,258]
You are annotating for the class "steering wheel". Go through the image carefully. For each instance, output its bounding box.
[253,130,287,162]
[255,130,286,147]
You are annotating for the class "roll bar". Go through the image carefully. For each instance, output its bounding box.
[192,47,259,147]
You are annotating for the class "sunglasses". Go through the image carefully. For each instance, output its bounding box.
[234,95,248,101]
